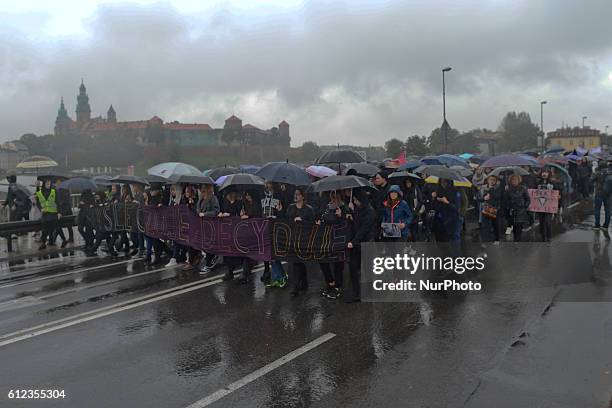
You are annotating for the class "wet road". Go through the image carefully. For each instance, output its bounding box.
[0,203,611,408]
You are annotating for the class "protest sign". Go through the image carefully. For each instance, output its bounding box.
[528,189,559,214]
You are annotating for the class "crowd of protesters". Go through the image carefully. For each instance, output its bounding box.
[2,149,612,303]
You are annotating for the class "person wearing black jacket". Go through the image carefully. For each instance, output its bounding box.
[220,190,249,283]
[536,170,560,242]
[479,174,502,242]
[346,189,376,303]
[54,178,73,247]
[317,191,348,299]
[503,174,531,242]
[287,187,315,297]
[86,190,117,257]
[144,185,164,264]
[77,189,95,249]
[401,177,423,241]
[372,172,391,239]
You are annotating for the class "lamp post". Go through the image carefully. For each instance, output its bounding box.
[582,116,587,128]
[442,67,452,153]
[540,101,547,153]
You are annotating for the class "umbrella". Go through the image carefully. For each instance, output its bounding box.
[239,165,262,175]
[308,175,375,193]
[397,160,422,171]
[16,155,58,169]
[256,162,310,185]
[168,174,214,185]
[57,177,97,193]
[147,162,202,179]
[437,154,471,168]
[12,184,32,196]
[545,146,565,154]
[146,174,171,184]
[316,150,365,165]
[92,175,113,187]
[459,153,474,160]
[217,173,265,191]
[542,162,573,193]
[489,166,530,177]
[208,166,239,180]
[414,165,464,181]
[344,162,379,176]
[111,175,150,185]
[425,175,472,188]
[519,154,540,166]
[481,154,534,168]
[305,165,337,178]
[420,156,444,166]
[388,171,421,183]
[36,171,70,181]
[449,165,473,177]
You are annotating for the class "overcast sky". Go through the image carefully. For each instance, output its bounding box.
[1,0,612,146]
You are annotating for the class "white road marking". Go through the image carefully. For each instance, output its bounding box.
[0,296,45,313]
[0,265,265,347]
[0,258,141,289]
[185,332,337,408]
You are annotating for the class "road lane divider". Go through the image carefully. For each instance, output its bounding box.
[0,265,265,348]
[185,332,337,408]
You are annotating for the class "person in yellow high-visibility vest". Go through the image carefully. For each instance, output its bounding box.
[35,179,66,250]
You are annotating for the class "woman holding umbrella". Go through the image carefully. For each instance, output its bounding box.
[400,177,423,241]
[535,170,560,242]
[317,190,348,299]
[431,179,461,242]
[219,189,254,284]
[287,187,315,297]
[503,174,531,242]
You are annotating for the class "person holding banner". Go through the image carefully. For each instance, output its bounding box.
[287,187,315,297]
[87,190,118,257]
[535,170,560,242]
[197,184,221,275]
[144,185,165,264]
[381,185,412,241]
[77,189,95,250]
[260,181,286,286]
[317,190,348,299]
[503,174,531,242]
[220,190,250,283]
[346,189,376,303]
[181,185,202,270]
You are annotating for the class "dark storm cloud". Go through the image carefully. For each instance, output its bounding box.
[1,0,611,144]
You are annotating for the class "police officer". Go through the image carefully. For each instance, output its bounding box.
[36,179,66,250]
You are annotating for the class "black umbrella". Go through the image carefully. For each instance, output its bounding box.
[415,165,464,181]
[92,175,113,187]
[449,165,474,177]
[169,174,215,185]
[207,166,239,181]
[58,177,98,193]
[388,171,422,182]
[36,171,70,181]
[218,173,265,191]
[308,175,375,193]
[316,150,365,165]
[256,162,310,185]
[344,162,379,176]
[489,166,530,177]
[111,175,150,185]
[145,174,171,184]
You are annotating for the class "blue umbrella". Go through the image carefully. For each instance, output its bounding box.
[256,162,310,185]
[58,177,97,193]
[92,175,113,187]
[397,160,422,171]
[420,156,444,166]
[437,154,471,168]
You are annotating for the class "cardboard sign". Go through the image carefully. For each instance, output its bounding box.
[528,189,559,214]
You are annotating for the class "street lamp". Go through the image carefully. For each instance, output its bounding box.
[442,67,452,153]
[540,101,547,153]
[582,116,587,128]
[605,125,609,135]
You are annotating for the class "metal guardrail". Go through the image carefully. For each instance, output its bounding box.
[0,215,77,252]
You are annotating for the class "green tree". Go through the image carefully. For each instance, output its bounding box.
[385,138,404,157]
[497,111,539,152]
[300,141,321,162]
[404,135,429,156]
[428,127,461,154]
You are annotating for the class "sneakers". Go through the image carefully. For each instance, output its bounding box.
[199,265,212,275]
[321,286,340,299]
[165,258,178,268]
[130,248,140,256]
[593,225,601,230]
[38,244,47,250]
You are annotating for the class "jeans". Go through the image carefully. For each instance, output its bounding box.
[451,216,464,242]
[270,261,286,282]
[130,232,145,251]
[594,195,611,227]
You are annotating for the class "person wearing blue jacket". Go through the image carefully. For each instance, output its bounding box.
[381,185,413,241]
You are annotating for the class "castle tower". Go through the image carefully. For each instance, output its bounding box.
[107,104,116,123]
[54,97,70,136]
[278,120,290,145]
[76,79,91,126]
[223,115,243,144]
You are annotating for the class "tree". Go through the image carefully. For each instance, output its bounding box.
[300,141,321,162]
[404,135,429,156]
[428,127,461,154]
[497,111,539,152]
[385,138,404,157]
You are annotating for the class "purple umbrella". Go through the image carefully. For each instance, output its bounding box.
[481,154,534,168]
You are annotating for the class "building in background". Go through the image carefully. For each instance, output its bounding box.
[546,126,603,151]
[54,81,290,148]
[0,142,29,172]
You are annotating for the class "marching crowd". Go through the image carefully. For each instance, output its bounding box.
[2,152,612,303]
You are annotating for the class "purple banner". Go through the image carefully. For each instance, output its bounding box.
[142,205,271,261]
